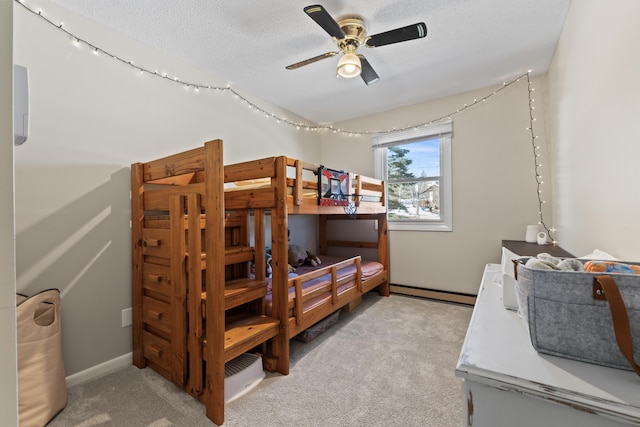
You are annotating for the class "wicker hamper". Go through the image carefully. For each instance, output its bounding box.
[16,289,67,427]
[515,259,640,373]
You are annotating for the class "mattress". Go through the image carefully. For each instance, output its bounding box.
[225,178,317,198]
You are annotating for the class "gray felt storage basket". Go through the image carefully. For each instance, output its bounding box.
[515,259,640,371]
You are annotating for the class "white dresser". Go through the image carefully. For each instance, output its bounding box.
[455,264,640,427]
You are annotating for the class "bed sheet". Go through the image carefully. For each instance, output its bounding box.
[224,178,317,198]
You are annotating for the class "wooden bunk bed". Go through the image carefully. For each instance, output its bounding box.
[131,139,389,425]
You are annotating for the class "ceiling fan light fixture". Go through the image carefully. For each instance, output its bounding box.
[336,52,361,78]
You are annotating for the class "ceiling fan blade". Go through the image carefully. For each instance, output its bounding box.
[303,5,346,39]
[358,55,379,85]
[365,22,427,47]
[286,51,339,70]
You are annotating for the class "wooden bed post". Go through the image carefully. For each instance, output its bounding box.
[253,209,266,283]
[377,213,390,297]
[203,139,226,425]
[186,194,203,394]
[169,195,188,387]
[270,156,290,375]
[318,215,328,256]
[131,163,145,368]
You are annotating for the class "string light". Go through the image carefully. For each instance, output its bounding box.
[17,0,555,240]
[525,72,555,243]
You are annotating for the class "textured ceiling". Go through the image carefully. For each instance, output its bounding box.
[48,0,572,124]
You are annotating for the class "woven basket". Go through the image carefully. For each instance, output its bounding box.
[17,289,67,426]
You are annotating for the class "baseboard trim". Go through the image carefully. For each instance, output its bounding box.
[390,284,476,305]
[66,352,132,388]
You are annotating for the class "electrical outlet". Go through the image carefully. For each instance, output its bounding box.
[121,308,132,327]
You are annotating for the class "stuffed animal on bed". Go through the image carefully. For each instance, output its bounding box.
[288,244,321,269]
[252,248,273,278]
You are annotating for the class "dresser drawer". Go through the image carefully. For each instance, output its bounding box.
[142,263,172,301]
[142,330,171,373]
[141,228,171,258]
[142,296,171,337]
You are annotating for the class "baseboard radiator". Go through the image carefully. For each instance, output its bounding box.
[390,284,476,305]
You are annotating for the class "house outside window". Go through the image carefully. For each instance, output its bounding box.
[373,122,453,231]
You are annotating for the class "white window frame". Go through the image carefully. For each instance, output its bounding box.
[373,122,453,232]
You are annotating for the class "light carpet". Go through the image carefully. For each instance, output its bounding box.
[49,293,473,427]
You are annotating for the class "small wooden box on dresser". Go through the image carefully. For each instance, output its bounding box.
[455,241,640,427]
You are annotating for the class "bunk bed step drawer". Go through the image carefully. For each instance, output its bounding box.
[224,279,269,310]
[142,263,172,301]
[225,246,254,265]
[142,296,172,337]
[141,228,171,258]
[142,331,172,374]
[186,247,254,268]
[222,314,280,363]
[200,279,270,315]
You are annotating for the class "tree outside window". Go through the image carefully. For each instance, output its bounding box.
[373,122,452,231]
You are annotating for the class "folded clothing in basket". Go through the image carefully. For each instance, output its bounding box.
[584,261,640,274]
[524,253,584,272]
[524,254,640,275]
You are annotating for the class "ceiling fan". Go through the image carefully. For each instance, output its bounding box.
[286,4,427,85]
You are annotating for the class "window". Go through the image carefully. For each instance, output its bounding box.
[373,122,453,231]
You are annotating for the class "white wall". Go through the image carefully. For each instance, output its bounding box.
[13,1,321,376]
[1,2,18,426]
[546,0,640,260]
[321,76,550,295]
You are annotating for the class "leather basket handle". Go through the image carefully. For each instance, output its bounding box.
[593,275,640,376]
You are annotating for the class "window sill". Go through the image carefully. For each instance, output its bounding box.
[388,221,453,232]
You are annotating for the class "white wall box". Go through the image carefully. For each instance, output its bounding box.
[13,64,29,146]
